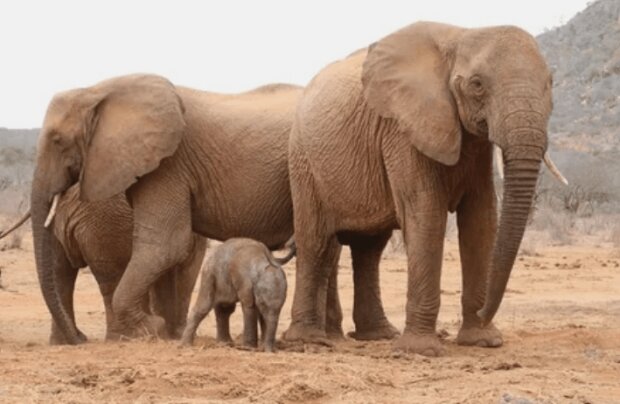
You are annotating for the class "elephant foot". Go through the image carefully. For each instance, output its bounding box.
[457,322,503,348]
[392,332,445,357]
[348,321,400,341]
[282,323,333,346]
[49,328,87,346]
[326,324,345,341]
[168,324,187,340]
[107,314,169,341]
[216,336,234,345]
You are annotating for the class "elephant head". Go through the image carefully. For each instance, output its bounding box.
[362,22,559,325]
[32,74,186,343]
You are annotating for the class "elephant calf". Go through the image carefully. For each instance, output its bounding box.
[181,238,294,352]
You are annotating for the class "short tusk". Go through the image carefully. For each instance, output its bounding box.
[494,146,504,180]
[44,194,60,228]
[544,152,568,186]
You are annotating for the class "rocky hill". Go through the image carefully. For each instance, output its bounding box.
[538,0,620,152]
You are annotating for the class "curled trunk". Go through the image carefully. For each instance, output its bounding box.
[31,183,82,344]
[477,153,541,325]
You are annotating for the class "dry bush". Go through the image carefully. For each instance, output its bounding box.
[610,223,620,252]
[0,231,24,251]
[529,205,573,245]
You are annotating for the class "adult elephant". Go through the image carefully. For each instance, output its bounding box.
[284,22,566,356]
[32,76,319,344]
[1,185,206,343]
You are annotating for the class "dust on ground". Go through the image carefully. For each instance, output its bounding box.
[1,232,619,403]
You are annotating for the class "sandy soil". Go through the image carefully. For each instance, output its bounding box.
[1,232,619,403]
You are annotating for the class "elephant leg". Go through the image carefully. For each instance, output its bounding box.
[258,312,266,344]
[392,207,447,357]
[90,264,124,341]
[180,273,216,346]
[325,265,344,339]
[149,268,179,339]
[214,304,235,344]
[348,231,399,341]
[112,177,193,339]
[172,236,206,337]
[456,187,503,347]
[284,230,341,343]
[261,310,281,353]
[241,304,259,348]
[49,241,86,345]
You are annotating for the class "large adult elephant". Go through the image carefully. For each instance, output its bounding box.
[284,22,566,356]
[32,76,317,344]
[2,185,206,343]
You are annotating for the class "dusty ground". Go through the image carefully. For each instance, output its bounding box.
[1,231,619,403]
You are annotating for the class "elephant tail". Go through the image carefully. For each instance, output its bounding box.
[270,236,296,266]
[0,210,31,240]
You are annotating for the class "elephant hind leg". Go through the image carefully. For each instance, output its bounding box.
[283,231,341,343]
[214,303,235,344]
[325,265,344,340]
[347,230,400,341]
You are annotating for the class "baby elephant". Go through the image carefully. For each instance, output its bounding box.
[181,238,294,352]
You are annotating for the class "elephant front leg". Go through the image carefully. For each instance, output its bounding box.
[348,231,399,341]
[393,210,447,357]
[180,274,216,346]
[455,189,503,347]
[112,179,193,340]
[90,266,124,341]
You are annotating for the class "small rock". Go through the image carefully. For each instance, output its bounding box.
[499,392,533,404]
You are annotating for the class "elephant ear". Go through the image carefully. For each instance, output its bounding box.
[362,22,463,165]
[80,74,186,201]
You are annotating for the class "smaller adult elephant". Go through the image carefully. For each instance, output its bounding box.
[1,184,206,344]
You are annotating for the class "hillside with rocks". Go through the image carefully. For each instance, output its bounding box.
[1,0,619,214]
[538,0,620,152]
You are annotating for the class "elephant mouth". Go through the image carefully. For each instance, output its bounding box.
[476,119,488,135]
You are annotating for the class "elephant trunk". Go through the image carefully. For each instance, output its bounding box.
[477,131,544,325]
[31,177,82,344]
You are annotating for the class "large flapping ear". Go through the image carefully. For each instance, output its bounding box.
[362,22,463,165]
[79,74,186,201]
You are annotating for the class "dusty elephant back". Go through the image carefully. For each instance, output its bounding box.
[290,51,398,233]
[174,87,301,248]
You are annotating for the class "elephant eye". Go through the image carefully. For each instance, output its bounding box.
[469,76,484,94]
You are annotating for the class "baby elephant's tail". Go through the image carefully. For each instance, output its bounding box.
[272,236,296,266]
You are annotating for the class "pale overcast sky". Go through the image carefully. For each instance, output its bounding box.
[1,0,590,128]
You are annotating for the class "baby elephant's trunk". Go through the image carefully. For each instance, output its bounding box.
[272,236,296,266]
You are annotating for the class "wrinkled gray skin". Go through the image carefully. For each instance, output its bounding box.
[181,238,293,352]
[2,184,206,343]
[32,76,311,343]
[285,22,555,356]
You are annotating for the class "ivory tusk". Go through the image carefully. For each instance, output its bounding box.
[543,152,568,186]
[44,194,60,228]
[494,146,504,180]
